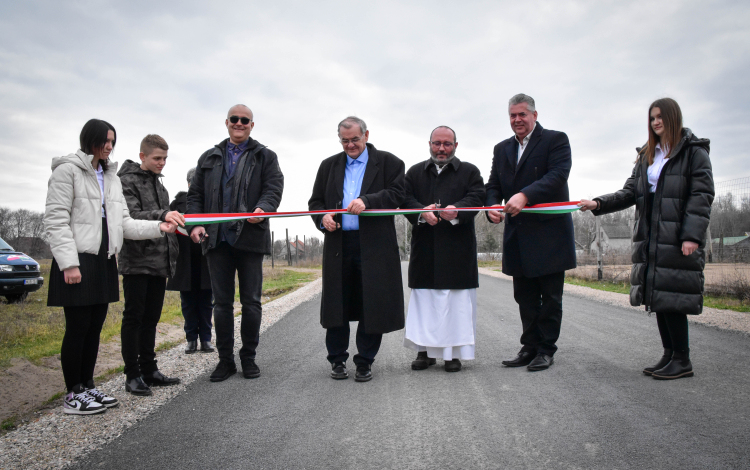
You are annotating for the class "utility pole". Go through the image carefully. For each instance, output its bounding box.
[596,215,603,280]
[295,235,299,266]
[286,228,292,266]
[271,231,275,268]
[303,235,306,263]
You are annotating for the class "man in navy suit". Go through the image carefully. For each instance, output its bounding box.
[485,94,576,371]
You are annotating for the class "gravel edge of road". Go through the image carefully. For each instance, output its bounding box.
[478,267,750,336]
[0,278,323,470]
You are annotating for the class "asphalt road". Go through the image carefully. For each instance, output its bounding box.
[74,264,750,469]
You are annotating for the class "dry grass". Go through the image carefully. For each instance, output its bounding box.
[0,261,181,368]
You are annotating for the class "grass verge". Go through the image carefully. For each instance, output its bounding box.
[565,276,750,313]
[0,264,320,369]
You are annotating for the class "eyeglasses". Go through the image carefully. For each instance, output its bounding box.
[229,116,252,125]
[430,141,455,148]
[340,137,364,145]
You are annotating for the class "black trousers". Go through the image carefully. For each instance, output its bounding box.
[656,312,689,351]
[180,289,213,342]
[206,242,263,365]
[325,231,382,366]
[512,271,565,356]
[61,304,109,391]
[121,274,166,380]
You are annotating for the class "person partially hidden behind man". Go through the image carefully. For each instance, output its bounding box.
[167,167,214,355]
[118,134,185,395]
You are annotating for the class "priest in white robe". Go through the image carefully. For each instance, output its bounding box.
[402,126,485,372]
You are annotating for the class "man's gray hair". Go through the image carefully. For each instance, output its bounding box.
[187,167,196,185]
[508,93,536,113]
[338,116,367,136]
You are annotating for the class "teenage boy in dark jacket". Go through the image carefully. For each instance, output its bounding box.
[118,134,185,396]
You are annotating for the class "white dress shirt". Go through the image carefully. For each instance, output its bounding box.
[647,143,670,193]
[516,123,537,163]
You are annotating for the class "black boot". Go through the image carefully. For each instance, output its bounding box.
[652,349,693,380]
[643,348,672,376]
[411,351,436,370]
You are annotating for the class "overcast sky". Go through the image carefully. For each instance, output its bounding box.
[1,1,749,240]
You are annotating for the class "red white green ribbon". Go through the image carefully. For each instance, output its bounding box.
[179,201,581,227]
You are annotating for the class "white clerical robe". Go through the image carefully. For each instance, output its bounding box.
[403,288,477,360]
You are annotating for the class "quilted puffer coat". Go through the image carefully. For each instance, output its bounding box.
[593,129,714,315]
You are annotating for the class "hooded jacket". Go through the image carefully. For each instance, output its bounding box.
[117,159,179,277]
[593,129,714,315]
[44,151,164,272]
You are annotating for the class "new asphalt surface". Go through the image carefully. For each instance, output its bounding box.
[73,264,750,469]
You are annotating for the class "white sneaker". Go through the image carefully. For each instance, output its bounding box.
[63,389,106,415]
[85,386,119,408]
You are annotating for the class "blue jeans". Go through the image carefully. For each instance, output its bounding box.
[180,289,213,343]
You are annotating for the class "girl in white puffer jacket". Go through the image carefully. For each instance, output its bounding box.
[43,119,176,415]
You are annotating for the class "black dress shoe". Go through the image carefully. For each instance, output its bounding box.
[200,341,215,353]
[241,359,261,379]
[331,362,349,380]
[143,370,181,387]
[444,359,462,372]
[210,361,237,382]
[502,351,535,367]
[185,340,198,354]
[125,377,153,396]
[355,364,372,382]
[652,349,693,380]
[527,354,554,371]
[411,352,436,370]
[643,348,672,376]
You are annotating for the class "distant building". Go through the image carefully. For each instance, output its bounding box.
[589,224,632,255]
[712,234,750,262]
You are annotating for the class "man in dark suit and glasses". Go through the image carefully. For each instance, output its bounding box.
[308,116,405,382]
[485,94,576,371]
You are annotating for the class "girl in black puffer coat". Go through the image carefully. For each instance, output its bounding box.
[580,98,714,380]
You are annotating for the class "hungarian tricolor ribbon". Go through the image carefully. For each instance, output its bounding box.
[176,201,580,232]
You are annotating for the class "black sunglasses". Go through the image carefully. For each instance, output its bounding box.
[229,116,252,125]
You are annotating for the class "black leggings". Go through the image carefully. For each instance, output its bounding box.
[656,312,689,352]
[61,304,109,391]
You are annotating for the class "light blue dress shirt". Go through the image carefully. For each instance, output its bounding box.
[342,147,369,231]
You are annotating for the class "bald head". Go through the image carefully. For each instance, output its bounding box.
[226,104,255,144]
[227,104,253,120]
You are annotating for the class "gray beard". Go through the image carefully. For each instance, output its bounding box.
[430,152,455,167]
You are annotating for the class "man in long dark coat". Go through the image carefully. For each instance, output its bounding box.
[308,116,405,382]
[485,94,576,371]
[402,126,485,373]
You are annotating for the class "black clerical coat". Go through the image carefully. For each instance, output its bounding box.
[308,143,406,334]
[403,157,485,289]
[485,123,577,278]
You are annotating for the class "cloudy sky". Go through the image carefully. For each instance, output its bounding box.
[1,1,749,240]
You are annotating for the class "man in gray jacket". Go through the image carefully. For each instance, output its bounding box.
[118,134,185,396]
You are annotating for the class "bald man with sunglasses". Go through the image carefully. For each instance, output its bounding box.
[187,104,284,383]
